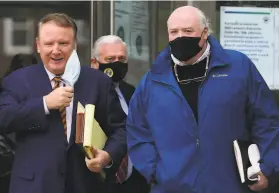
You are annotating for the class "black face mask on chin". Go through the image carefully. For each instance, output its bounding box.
[169,33,205,62]
[98,61,128,82]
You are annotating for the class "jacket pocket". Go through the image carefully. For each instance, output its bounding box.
[15,166,34,181]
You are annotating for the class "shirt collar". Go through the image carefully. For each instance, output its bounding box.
[114,82,124,100]
[44,66,57,81]
[44,66,66,82]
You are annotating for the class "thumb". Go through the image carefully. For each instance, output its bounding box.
[90,147,97,157]
[64,86,74,93]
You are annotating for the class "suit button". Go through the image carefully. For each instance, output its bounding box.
[196,139,200,147]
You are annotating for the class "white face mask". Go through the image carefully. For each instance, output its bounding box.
[62,49,81,87]
[171,42,211,66]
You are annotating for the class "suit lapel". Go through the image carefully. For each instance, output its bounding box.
[29,64,52,97]
[28,64,83,150]
[119,81,132,104]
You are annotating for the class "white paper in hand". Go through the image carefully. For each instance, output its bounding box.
[62,49,81,86]
[247,144,261,181]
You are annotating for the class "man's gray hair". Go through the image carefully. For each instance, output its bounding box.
[92,35,127,59]
[197,9,213,34]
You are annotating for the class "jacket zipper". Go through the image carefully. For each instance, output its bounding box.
[196,54,211,147]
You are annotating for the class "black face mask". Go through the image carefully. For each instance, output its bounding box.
[98,61,128,82]
[169,35,203,62]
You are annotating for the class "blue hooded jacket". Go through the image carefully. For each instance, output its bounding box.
[126,36,279,193]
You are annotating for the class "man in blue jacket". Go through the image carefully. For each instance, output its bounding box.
[126,5,279,193]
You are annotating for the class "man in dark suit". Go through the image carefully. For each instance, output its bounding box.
[0,13,127,193]
[0,53,37,193]
[91,35,150,193]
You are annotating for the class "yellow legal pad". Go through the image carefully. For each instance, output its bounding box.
[75,102,107,179]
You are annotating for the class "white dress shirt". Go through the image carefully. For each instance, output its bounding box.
[115,84,133,180]
[43,68,74,142]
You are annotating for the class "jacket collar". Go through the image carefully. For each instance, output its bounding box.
[151,35,231,75]
[150,36,231,99]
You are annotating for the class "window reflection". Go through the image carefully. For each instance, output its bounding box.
[114,1,151,86]
[3,18,34,56]
[0,2,90,78]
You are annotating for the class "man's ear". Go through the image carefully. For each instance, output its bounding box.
[90,58,99,69]
[203,28,209,40]
[36,37,40,53]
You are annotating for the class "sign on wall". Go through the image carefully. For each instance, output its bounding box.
[220,6,279,90]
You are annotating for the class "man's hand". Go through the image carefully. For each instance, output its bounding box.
[45,86,74,110]
[248,171,268,192]
[85,148,112,173]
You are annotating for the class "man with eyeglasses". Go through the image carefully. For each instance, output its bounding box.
[126,5,279,193]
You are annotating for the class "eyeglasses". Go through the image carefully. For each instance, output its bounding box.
[173,53,210,84]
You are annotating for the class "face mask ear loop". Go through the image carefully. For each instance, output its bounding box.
[94,57,101,64]
[199,30,206,47]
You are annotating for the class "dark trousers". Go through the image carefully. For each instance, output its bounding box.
[114,168,150,193]
[266,173,279,193]
[240,173,279,193]
[0,174,11,193]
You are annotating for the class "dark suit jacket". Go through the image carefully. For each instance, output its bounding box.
[118,81,135,105]
[116,81,150,193]
[0,64,127,193]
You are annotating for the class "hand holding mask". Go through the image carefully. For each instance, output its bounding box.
[62,49,81,87]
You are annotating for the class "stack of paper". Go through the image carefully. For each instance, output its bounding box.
[233,139,261,184]
[75,102,107,179]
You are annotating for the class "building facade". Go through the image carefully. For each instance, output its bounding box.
[0,1,193,86]
[0,0,279,100]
